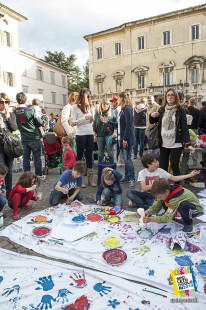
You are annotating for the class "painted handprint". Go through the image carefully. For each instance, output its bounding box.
[56,289,72,304]
[70,271,87,288]
[2,285,20,297]
[9,296,20,309]
[36,275,54,291]
[36,295,56,310]
[133,246,151,256]
[85,232,98,241]
[63,295,90,310]
[107,299,120,308]
[0,276,3,284]
[93,281,112,297]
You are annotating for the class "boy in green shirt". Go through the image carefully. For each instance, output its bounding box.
[141,178,202,232]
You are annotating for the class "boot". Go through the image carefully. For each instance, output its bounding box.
[87,168,96,187]
[81,176,86,188]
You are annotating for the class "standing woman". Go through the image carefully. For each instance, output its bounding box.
[93,99,117,163]
[101,92,135,187]
[0,93,17,198]
[61,92,78,137]
[71,88,96,187]
[150,88,194,175]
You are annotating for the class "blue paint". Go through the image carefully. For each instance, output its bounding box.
[107,299,120,308]
[167,276,173,285]
[175,255,194,266]
[2,285,20,297]
[148,270,154,276]
[37,295,56,309]
[56,289,72,304]
[0,276,3,284]
[72,214,85,222]
[94,281,112,297]
[36,275,54,291]
[141,300,150,305]
[161,228,171,234]
[197,262,206,276]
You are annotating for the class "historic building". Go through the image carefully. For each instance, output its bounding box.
[0,3,68,113]
[84,4,206,106]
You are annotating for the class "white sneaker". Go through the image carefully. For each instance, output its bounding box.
[38,175,46,180]
[128,200,134,207]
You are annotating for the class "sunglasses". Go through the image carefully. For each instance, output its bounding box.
[0,100,9,104]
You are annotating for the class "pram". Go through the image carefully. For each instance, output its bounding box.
[43,133,62,175]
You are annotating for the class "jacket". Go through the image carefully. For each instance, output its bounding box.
[186,106,200,129]
[64,149,76,169]
[146,102,160,131]
[14,106,43,142]
[0,112,17,152]
[93,111,117,137]
[147,184,202,223]
[198,107,206,134]
[133,104,147,128]
[149,105,191,147]
[96,169,122,201]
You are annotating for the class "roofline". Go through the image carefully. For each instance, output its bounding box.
[0,3,27,22]
[19,51,69,74]
[84,3,206,40]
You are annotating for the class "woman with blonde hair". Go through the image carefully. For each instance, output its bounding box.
[93,99,117,163]
[61,91,78,137]
[0,93,17,198]
[150,88,194,176]
[71,88,96,186]
[101,92,135,187]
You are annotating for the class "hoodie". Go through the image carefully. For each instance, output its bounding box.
[147,184,202,223]
[133,104,147,128]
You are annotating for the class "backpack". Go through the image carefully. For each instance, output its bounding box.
[3,133,23,158]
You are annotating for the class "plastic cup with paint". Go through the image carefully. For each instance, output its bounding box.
[37,192,43,200]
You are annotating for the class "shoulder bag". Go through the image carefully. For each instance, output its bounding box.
[148,124,159,150]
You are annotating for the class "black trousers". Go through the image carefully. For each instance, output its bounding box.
[178,201,199,225]
[160,146,182,176]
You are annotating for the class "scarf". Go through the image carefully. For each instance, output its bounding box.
[162,104,178,131]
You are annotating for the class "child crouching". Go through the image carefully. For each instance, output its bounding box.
[141,178,202,232]
[8,172,39,219]
[96,167,122,206]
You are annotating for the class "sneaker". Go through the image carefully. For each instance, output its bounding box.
[183,223,193,233]
[38,175,46,180]
[128,200,135,207]
[120,178,128,183]
[129,180,135,187]
[116,163,124,168]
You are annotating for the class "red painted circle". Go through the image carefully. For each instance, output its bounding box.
[86,213,103,222]
[103,249,127,266]
[32,226,51,237]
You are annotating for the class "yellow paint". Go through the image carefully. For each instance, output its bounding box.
[105,215,120,222]
[104,237,120,248]
[170,269,180,297]
[33,215,47,222]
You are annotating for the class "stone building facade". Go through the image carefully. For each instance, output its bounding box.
[84,4,206,106]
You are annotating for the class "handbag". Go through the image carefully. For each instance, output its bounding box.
[3,133,23,158]
[53,115,67,137]
[148,124,159,150]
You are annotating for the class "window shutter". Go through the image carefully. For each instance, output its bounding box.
[12,73,15,87]
[1,30,4,44]
[42,71,44,81]
[3,71,7,84]
[10,33,13,48]
[36,68,39,79]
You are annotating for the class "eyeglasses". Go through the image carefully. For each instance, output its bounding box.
[0,100,9,104]
[167,94,175,97]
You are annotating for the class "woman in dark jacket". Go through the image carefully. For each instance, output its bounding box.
[0,93,17,197]
[101,92,135,187]
[150,88,194,176]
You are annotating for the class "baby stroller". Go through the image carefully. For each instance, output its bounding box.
[43,133,62,175]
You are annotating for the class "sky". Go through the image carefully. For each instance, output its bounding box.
[3,0,206,68]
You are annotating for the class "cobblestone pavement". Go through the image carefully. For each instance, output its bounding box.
[0,155,202,280]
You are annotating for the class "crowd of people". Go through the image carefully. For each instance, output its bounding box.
[0,88,205,232]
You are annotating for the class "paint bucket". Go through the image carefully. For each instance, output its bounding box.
[0,212,4,230]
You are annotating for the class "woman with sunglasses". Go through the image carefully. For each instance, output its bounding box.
[0,93,17,198]
[150,88,194,176]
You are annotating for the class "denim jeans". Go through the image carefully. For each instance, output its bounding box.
[97,136,113,163]
[0,193,6,211]
[102,187,122,206]
[134,128,146,158]
[0,151,13,198]
[76,135,94,168]
[122,145,135,181]
[22,140,43,176]
[50,188,83,206]
[126,190,154,210]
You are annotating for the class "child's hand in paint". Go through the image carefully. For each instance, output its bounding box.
[66,195,75,205]
[190,170,201,177]
[61,188,69,195]
[97,200,102,206]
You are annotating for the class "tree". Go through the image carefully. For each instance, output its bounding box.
[81,60,89,89]
[44,51,86,91]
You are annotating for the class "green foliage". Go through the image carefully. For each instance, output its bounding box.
[44,51,89,91]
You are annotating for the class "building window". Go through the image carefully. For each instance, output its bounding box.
[191,68,199,84]
[51,92,56,104]
[138,76,145,89]
[3,71,15,87]
[138,36,144,50]
[163,31,170,45]
[192,25,199,40]
[163,72,170,86]
[97,82,103,94]
[63,94,67,105]
[115,43,121,56]
[22,69,27,76]
[22,86,28,93]
[62,75,66,87]
[38,89,44,95]
[97,47,103,59]
[50,71,55,85]
[36,68,43,81]
[3,31,12,47]
[116,79,123,92]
